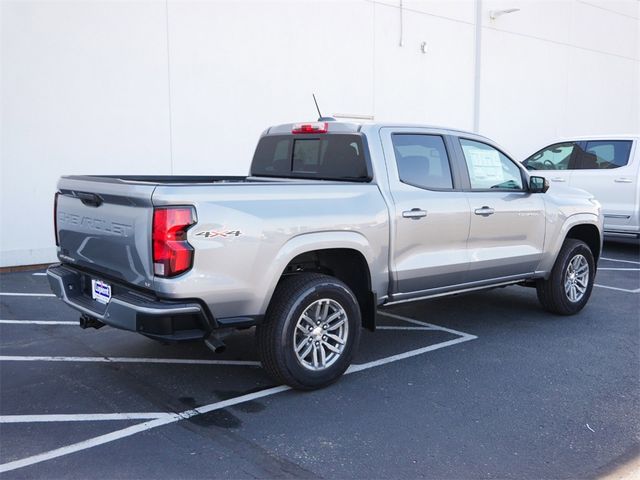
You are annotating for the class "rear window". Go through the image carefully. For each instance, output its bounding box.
[251,134,370,181]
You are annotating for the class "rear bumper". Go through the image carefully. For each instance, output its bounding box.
[46,264,212,341]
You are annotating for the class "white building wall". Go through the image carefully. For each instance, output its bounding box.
[1,0,173,266]
[1,0,638,267]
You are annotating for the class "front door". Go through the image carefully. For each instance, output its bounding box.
[457,138,546,282]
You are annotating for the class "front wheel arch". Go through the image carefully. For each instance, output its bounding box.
[565,224,601,264]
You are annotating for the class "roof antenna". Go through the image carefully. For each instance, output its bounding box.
[312,94,335,122]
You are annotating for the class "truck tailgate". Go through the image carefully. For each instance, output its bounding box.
[55,176,156,288]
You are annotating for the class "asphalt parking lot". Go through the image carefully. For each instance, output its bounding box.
[1,242,638,479]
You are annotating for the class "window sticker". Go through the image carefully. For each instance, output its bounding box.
[465,147,504,185]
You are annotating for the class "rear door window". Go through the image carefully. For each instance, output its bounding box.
[522,142,576,171]
[575,140,633,169]
[391,134,454,190]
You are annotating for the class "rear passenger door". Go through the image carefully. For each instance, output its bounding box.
[456,138,546,282]
[569,140,637,231]
[380,128,470,297]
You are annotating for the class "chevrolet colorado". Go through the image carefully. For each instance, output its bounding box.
[47,121,603,389]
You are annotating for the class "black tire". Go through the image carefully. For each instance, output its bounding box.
[536,239,595,315]
[256,273,361,390]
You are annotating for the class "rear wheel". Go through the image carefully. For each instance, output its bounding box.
[256,273,361,390]
[536,239,595,315]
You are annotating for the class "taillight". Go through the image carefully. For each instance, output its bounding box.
[152,207,196,277]
[292,122,328,134]
[54,192,60,246]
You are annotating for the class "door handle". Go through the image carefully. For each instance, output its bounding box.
[402,208,427,219]
[474,206,495,216]
[614,177,633,183]
[550,177,566,182]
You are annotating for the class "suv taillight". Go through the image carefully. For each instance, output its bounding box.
[54,192,60,246]
[152,207,196,277]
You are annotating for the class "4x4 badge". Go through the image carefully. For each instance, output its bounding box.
[195,230,242,238]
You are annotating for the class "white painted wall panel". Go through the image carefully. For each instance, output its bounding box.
[479,28,571,159]
[571,0,638,59]
[168,0,374,175]
[373,1,475,129]
[564,49,639,136]
[1,1,171,266]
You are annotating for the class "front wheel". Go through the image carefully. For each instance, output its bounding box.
[536,239,595,315]
[256,273,361,390]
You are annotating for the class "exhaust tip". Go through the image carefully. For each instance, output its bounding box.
[79,314,105,330]
[204,335,226,354]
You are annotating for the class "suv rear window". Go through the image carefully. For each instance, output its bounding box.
[251,135,370,181]
[576,140,633,169]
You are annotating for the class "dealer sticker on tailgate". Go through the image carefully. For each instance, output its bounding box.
[91,279,112,304]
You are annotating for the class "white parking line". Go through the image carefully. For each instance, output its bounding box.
[0,312,477,473]
[0,355,261,366]
[0,413,173,423]
[0,320,76,325]
[378,311,474,337]
[376,325,438,331]
[31,273,47,276]
[347,334,476,373]
[0,385,291,474]
[597,267,640,271]
[594,284,640,293]
[600,257,640,265]
[0,292,56,297]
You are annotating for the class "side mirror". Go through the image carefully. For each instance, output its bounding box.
[529,175,549,193]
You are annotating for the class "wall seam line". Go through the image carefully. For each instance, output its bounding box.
[473,0,482,133]
[164,0,174,174]
[483,24,639,62]
[577,0,640,20]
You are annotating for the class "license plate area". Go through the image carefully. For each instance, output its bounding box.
[91,279,112,304]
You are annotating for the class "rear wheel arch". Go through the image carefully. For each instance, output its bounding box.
[275,248,376,331]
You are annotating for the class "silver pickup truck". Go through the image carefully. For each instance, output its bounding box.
[47,121,603,389]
